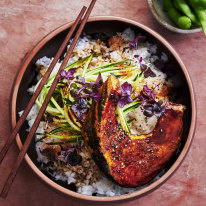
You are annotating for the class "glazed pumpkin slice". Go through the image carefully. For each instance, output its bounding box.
[82,75,184,187]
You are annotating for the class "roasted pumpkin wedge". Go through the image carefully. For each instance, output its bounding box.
[82,75,184,187]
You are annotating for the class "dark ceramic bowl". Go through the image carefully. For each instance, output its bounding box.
[10,16,196,202]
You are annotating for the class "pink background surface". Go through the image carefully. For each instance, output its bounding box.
[0,0,206,205]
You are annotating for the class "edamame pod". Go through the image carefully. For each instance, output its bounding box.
[189,0,206,9]
[187,0,206,33]
[173,0,182,11]
[164,0,192,29]
[173,0,200,25]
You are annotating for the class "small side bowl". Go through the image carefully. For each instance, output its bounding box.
[148,0,202,33]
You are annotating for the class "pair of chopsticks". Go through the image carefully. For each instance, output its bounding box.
[0,0,96,199]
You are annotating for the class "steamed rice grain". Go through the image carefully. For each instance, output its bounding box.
[21,28,170,196]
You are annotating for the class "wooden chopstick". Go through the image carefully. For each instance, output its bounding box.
[0,0,96,199]
[0,6,87,164]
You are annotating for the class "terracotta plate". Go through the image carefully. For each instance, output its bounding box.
[10,16,196,202]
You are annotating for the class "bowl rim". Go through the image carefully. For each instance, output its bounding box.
[147,0,202,34]
[10,15,196,202]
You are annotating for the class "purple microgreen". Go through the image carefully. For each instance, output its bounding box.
[160,104,166,113]
[60,70,67,80]
[94,72,103,87]
[139,85,166,118]
[119,96,133,108]
[143,67,156,78]
[139,57,143,63]
[66,145,74,151]
[128,36,146,50]
[65,149,82,166]
[143,104,153,117]
[119,98,128,108]
[91,91,101,103]
[71,91,83,99]
[139,91,149,103]
[143,85,156,100]
[71,98,88,121]
[140,64,147,72]
[128,41,136,49]
[143,101,166,118]
[140,63,156,78]
[59,68,76,81]
[82,87,101,103]
[135,36,146,43]
[134,92,138,98]
[65,68,76,80]
[73,73,102,103]
[119,82,133,108]
[75,75,85,83]
[69,73,103,120]
[121,82,132,96]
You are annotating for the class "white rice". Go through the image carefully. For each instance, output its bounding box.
[21,28,169,196]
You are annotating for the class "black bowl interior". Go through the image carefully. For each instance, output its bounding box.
[14,20,192,194]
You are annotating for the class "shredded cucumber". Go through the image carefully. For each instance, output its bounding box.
[46,138,83,145]
[43,134,81,139]
[123,102,140,114]
[60,90,81,131]
[85,59,132,76]
[116,105,130,133]
[82,54,93,77]
[35,53,141,137]
[35,125,77,142]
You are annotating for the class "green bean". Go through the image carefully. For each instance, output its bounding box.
[173,0,200,25]
[164,0,192,29]
[187,0,206,33]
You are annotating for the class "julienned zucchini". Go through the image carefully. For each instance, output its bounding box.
[116,105,130,133]
[85,59,132,76]
[34,53,142,143]
[60,90,81,132]
[123,102,140,114]
[46,138,83,145]
[35,125,77,142]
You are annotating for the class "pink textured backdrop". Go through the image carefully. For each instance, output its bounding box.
[0,0,206,205]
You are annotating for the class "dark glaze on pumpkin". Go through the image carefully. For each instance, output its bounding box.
[82,75,184,187]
